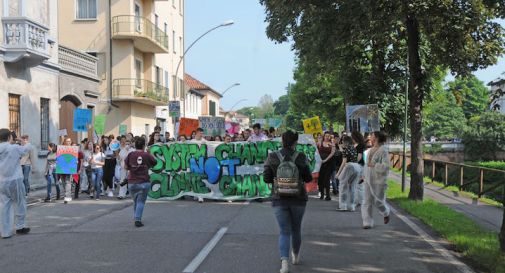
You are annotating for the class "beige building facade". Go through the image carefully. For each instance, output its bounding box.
[184,73,222,117]
[58,0,184,137]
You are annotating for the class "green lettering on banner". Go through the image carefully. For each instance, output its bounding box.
[148,138,320,200]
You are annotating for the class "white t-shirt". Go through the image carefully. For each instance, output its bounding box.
[91,152,105,169]
[83,150,92,167]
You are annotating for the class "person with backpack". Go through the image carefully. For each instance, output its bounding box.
[264,130,313,273]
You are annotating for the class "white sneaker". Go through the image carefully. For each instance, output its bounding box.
[64,197,72,204]
[107,191,114,197]
[198,197,204,203]
[280,259,289,273]
[291,251,300,265]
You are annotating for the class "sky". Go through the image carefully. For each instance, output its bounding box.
[184,1,505,110]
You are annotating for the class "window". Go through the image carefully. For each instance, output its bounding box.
[164,71,169,96]
[76,0,97,20]
[209,100,216,117]
[134,4,141,31]
[9,94,21,137]
[179,36,182,55]
[40,98,50,149]
[135,59,142,87]
[155,66,161,87]
[155,14,159,38]
[164,23,168,35]
[172,30,176,53]
[172,0,175,7]
[179,0,183,14]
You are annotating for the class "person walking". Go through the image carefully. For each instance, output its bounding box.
[44,143,60,202]
[59,137,76,204]
[117,137,132,199]
[361,131,391,229]
[335,135,360,211]
[317,132,336,200]
[124,137,156,227]
[0,129,32,238]
[83,141,94,197]
[91,144,105,200]
[351,131,366,206]
[19,135,34,195]
[264,131,313,273]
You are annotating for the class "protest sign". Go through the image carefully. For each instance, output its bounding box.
[148,134,321,200]
[225,121,241,134]
[168,101,180,117]
[345,104,380,133]
[178,118,199,138]
[73,109,92,132]
[119,124,127,136]
[56,145,79,174]
[303,116,323,138]
[58,129,68,137]
[268,118,282,128]
[253,119,267,126]
[94,114,106,135]
[199,116,225,136]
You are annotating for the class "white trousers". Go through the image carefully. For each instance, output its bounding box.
[361,182,390,227]
[0,178,26,237]
[117,167,128,198]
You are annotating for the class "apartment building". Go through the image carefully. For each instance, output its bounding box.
[488,75,505,114]
[58,0,184,136]
[184,73,222,117]
[0,0,60,185]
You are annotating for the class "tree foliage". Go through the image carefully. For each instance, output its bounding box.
[260,0,505,202]
[463,111,505,161]
[423,88,467,140]
[447,76,491,119]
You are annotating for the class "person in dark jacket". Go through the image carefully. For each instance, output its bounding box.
[264,130,313,273]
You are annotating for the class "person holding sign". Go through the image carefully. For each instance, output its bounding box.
[0,129,32,238]
[58,137,79,204]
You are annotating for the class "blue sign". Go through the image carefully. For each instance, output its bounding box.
[73,109,92,132]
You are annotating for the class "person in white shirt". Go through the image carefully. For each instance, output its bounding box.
[117,137,132,199]
[248,123,269,143]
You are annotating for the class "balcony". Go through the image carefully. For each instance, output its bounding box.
[1,17,50,64]
[58,45,98,80]
[112,78,169,106]
[111,15,168,53]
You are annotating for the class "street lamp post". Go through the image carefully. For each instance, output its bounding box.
[221,83,240,96]
[229,99,247,112]
[171,20,234,136]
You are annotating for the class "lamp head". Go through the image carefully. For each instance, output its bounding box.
[221,20,235,26]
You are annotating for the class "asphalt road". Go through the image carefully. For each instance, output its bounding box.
[0,195,473,273]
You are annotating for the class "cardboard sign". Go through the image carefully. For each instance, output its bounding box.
[58,129,68,137]
[148,134,322,201]
[94,114,106,135]
[346,104,380,133]
[73,109,92,132]
[56,145,79,174]
[198,116,225,136]
[119,124,127,136]
[178,118,199,138]
[303,116,323,137]
[168,101,181,117]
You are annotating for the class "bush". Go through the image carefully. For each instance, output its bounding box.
[463,112,505,160]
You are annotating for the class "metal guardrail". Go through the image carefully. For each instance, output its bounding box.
[111,15,169,50]
[389,152,505,200]
[112,78,169,104]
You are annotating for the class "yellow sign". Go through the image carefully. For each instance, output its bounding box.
[303,116,323,137]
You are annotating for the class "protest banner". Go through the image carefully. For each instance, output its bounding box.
[199,116,225,136]
[119,124,127,136]
[253,119,267,126]
[267,118,282,128]
[148,134,321,201]
[225,121,240,134]
[94,114,106,135]
[168,101,181,117]
[73,109,92,132]
[345,104,380,133]
[178,118,199,138]
[302,116,323,139]
[55,145,79,174]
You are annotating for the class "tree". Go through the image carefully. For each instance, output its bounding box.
[273,94,290,116]
[463,111,505,161]
[260,0,505,201]
[423,89,467,140]
[258,95,275,118]
[447,75,490,119]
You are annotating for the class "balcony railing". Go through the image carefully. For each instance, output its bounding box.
[2,17,50,63]
[111,15,169,53]
[113,78,169,106]
[58,45,98,80]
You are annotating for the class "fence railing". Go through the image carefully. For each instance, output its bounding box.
[389,152,505,201]
[111,15,169,51]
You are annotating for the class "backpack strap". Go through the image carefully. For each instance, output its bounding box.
[289,151,299,163]
[276,150,284,162]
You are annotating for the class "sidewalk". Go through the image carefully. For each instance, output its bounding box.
[389,171,503,232]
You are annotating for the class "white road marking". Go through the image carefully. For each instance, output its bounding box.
[183,227,228,273]
[390,206,475,273]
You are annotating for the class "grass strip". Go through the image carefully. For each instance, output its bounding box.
[387,180,505,273]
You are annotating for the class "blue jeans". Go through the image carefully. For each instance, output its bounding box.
[92,168,104,199]
[21,165,31,194]
[273,204,306,260]
[330,170,338,193]
[46,172,60,199]
[129,182,150,221]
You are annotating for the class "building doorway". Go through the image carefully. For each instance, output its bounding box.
[59,95,82,144]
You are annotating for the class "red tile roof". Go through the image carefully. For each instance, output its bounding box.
[184,73,223,98]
